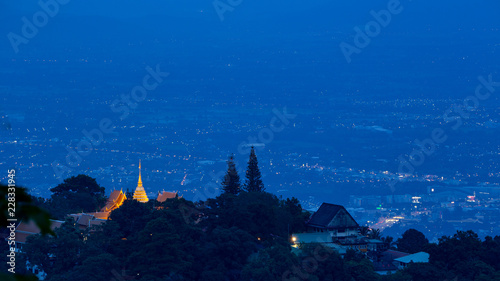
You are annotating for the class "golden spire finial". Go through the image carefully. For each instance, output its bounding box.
[137,160,143,187]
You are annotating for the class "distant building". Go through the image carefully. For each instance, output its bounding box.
[102,190,127,212]
[13,220,64,249]
[156,191,180,202]
[92,164,181,217]
[88,189,127,220]
[306,203,360,238]
[292,203,375,253]
[11,214,106,280]
[394,252,430,269]
[372,250,410,275]
[14,207,112,249]
[67,213,107,231]
[14,214,107,248]
[367,239,388,252]
[291,232,347,253]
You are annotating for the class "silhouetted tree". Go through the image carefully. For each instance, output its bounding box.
[369,228,382,239]
[402,263,446,281]
[222,154,241,195]
[396,228,429,254]
[241,241,298,281]
[382,236,395,249]
[0,184,53,281]
[359,226,370,237]
[427,230,484,278]
[345,258,380,281]
[49,175,106,218]
[48,253,120,281]
[279,197,310,234]
[200,226,256,280]
[0,185,53,235]
[108,199,152,237]
[244,147,265,192]
[295,244,352,281]
[126,217,195,279]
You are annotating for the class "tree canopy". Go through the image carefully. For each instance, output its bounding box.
[0,184,52,281]
[48,175,106,218]
[12,174,500,281]
[396,228,429,254]
[244,147,265,192]
[221,154,241,195]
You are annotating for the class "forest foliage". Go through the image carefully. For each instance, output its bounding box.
[3,151,500,280]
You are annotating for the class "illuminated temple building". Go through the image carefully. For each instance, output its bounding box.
[133,160,149,203]
[156,190,179,202]
[12,160,181,267]
[89,189,127,219]
[102,190,127,212]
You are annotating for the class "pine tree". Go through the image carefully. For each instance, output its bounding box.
[244,147,265,192]
[222,154,241,195]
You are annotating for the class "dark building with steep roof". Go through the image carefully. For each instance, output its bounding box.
[291,203,371,253]
[306,203,360,238]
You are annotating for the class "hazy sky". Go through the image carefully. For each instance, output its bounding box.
[1,0,499,98]
[3,1,499,26]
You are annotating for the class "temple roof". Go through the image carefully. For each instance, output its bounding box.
[14,220,64,243]
[88,211,111,220]
[394,252,430,264]
[101,190,126,212]
[156,191,178,202]
[67,213,106,229]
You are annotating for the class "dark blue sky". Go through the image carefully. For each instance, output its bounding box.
[3,1,499,35]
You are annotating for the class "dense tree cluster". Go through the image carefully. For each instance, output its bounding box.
[396,228,429,254]
[30,175,106,220]
[0,184,51,281]
[383,229,500,281]
[20,192,310,281]
[222,148,265,195]
[5,161,500,280]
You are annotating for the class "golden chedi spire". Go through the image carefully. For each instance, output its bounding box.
[133,160,149,203]
[137,160,143,187]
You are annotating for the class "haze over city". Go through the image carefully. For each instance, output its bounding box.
[1,1,500,280]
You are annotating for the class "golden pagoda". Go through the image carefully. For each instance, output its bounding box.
[133,160,149,203]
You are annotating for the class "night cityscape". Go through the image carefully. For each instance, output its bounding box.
[1,1,500,280]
